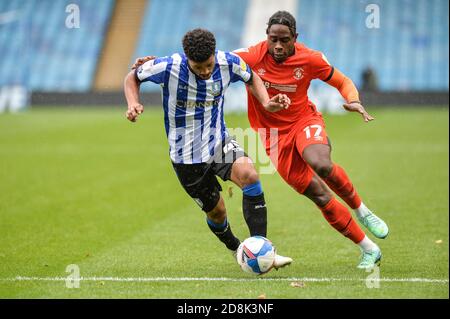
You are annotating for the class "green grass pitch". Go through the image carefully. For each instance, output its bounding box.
[0,106,448,298]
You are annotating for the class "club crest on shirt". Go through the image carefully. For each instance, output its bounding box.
[207,81,221,96]
[293,67,304,80]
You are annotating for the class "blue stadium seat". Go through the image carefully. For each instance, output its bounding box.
[133,0,249,92]
[1,0,447,92]
[297,0,449,91]
[0,0,114,92]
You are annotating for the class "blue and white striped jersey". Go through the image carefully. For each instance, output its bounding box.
[135,50,252,164]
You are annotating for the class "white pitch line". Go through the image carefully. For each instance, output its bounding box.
[0,276,448,283]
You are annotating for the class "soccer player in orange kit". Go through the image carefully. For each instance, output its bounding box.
[235,11,389,269]
[132,11,389,269]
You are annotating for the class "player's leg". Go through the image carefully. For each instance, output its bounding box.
[205,195,241,252]
[302,174,382,268]
[274,132,381,268]
[212,138,268,238]
[230,156,267,237]
[172,163,240,251]
[300,122,389,239]
[214,139,292,269]
[302,174,372,245]
[302,143,361,208]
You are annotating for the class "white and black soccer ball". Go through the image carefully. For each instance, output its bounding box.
[236,236,276,275]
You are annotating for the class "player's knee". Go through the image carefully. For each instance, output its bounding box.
[305,189,332,207]
[303,178,333,207]
[315,192,332,208]
[240,169,260,187]
[311,160,333,178]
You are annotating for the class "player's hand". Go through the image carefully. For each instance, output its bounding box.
[126,104,144,122]
[342,102,375,122]
[131,56,157,70]
[264,94,291,112]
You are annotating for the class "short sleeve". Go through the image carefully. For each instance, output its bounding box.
[233,41,266,68]
[309,50,334,81]
[135,57,171,84]
[226,52,253,83]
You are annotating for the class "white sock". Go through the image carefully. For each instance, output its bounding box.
[354,202,371,218]
[358,235,378,252]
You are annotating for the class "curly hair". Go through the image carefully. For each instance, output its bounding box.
[266,11,297,36]
[182,28,216,62]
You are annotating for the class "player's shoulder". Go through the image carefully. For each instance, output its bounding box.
[232,41,267,67]
[217,50,242,65]
[234,41,267,57]
[141,54,179,70]
[296,42,317,56]
[167,53,183,65]
[296,42,331,66]
[297,43,326,59]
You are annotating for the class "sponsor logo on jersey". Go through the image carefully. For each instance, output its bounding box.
[176,99,221,108]
[263,81,297,92]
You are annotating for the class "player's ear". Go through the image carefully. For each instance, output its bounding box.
[294,32,299,40]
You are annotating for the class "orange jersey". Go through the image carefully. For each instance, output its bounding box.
[235,41,333,134]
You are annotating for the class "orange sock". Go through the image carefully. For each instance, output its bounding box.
[320,197,365,244]
[324,164,362,209]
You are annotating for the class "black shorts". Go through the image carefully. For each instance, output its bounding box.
[172,137,247,212]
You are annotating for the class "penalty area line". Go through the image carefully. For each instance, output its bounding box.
[0,276,448,284]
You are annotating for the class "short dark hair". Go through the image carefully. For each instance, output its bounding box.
[182,28,216,62]
[266,11,297,36]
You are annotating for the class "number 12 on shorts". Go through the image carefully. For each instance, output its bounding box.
[303,125,322,139]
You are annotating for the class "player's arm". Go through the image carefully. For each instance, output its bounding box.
[310,51,374,122]
[325,68,374,122]
[131,56,156,70]
[124,70,144,122]
[229,53,290,112]
[125,57,169,122]
[246,71,290,112]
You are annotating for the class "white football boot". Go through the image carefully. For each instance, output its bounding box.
[273,254,293,270]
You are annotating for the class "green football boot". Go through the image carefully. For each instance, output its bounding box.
[358,212,389,239]
[357,247,382,269]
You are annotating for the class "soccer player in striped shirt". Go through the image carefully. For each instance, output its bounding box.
[124,28,292,271]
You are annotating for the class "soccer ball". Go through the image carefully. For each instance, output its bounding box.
[236,236,276,275]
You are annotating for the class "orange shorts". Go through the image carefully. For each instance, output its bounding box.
[264,115,330,194]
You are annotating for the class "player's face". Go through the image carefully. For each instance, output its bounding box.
[267,24,297,63]
[188,54,215,80]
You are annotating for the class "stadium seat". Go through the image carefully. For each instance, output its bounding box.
[0,0,114,92]
[297,0,449,91]
[0,0,447,92]
[132,0,249,92]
